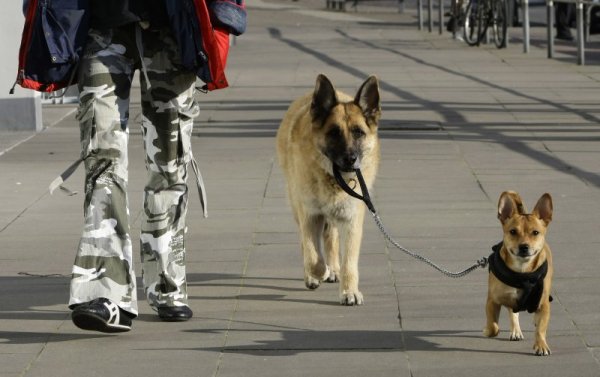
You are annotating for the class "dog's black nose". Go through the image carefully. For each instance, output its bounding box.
[343,153,359,169]
[518,244,530,255]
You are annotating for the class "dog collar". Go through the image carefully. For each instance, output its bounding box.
[488,242,552,313]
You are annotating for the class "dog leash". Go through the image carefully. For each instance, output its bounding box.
[333,167,489,278]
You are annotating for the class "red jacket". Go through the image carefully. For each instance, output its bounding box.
[13,0,244,93]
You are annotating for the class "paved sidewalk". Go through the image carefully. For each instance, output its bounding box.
[1,0,600,376]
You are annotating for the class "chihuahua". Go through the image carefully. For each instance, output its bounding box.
[484,191,554,356]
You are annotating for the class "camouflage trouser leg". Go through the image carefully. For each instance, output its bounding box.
[69,25,198,315]
[138,29,198,310]
[69,27,138,315]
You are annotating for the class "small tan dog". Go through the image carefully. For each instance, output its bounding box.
[484,191,554,356]
[276,74,380,306]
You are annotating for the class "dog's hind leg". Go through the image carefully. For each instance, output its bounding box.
[507,310,524,340]
[323,221,340,283]
[299,214,330,289]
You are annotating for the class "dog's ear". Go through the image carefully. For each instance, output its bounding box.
[311,74,338,126]
[354,75,381,127]
[532,193,553,226]
[498,191,523,224]
[504,191,527,215]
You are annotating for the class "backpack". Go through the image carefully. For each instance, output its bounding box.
[12,0,246,93]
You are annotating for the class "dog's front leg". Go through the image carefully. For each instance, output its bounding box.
[299,214,329,289]
[483,296,501,337]
[508,309,524,340]
[338,208,365,306]
[533,300,551,356]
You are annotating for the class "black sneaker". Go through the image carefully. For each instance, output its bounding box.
[556,32,574,41]
[72,298,132,333]
[157,305,193,322]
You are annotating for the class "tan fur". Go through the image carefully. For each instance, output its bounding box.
[276,74,381,305]
[484,191,554,356]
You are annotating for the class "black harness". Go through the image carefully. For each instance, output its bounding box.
[488,242,552,313]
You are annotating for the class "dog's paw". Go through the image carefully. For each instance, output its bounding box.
[324,268,339,283]
[534,341,551,356]
[305,276,321,290]
[305,265,330,289]
[509,329,524,341]
[483,324,499,338]
[340,290,364,306]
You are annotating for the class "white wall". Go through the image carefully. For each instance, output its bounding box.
[0,1,42,131]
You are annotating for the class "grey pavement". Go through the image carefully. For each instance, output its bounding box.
[1,0,600,376]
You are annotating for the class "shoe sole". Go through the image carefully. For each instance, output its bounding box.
[158,315,192,322]
[72,311,131,333]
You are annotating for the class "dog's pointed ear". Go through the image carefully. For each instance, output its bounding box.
[354,75,381,127]
[498,191,524,224]
[532,193,553,226]
[311,74,337,126]
[505,191,527,215]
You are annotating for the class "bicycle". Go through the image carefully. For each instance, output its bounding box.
[463,0,508,48]
[447,0,468,37]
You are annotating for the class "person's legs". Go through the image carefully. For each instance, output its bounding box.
[69,27,139,330]
[555,2,574,40]
[138,27,199,319]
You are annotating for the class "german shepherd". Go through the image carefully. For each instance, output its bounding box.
[276,74,381,305]
[485,191,554,355]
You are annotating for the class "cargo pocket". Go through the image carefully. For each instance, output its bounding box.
[177,120,193,166]
[77,100,98,159]
[176,102,207,218]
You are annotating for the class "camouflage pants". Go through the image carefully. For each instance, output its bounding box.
[69,24,199,317]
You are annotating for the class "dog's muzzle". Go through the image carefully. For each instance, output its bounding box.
[335,153,360,172]
[517,244,532,257]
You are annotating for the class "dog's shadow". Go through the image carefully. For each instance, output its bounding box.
[182,326,525,356]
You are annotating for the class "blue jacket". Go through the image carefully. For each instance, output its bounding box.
[14,0,246,93]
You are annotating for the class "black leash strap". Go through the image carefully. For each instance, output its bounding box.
[332,167,376,214]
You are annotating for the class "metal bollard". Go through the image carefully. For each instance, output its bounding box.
[418,0,424,29]
[522,0,530,52]
[547,0,554,58]
[439,0,444,34]
[428,0,434,32]
[577,1,585,64]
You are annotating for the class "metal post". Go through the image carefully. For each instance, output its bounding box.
[418,0,424,29]
[439,0,444,34]
[547,0,554,58]
[428,0,434,32]
[584,3,589,42]
[505,0,510,48]
[576,0,585,64]
[522,0,530,52]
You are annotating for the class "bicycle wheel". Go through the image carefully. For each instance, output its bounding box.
[463,0,481,46]
[491,0,508,48]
